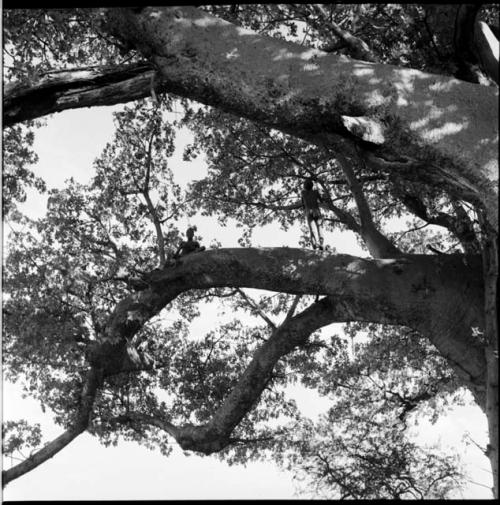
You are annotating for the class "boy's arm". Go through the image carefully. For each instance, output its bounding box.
[173,242,184,257]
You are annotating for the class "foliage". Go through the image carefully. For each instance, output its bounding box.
[182,107,464,255]
[2,3,496,498]
[2,121,45,218]
[2,420,42,458]
[279,325,467,499]
[205,3,498,76]
[3,99,181,421]
[277,416,464,499]
[2,9,126,83]
[213,322,467,498]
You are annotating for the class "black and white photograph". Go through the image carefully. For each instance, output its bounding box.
[2,3,498,500]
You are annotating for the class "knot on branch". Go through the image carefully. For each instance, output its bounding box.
[177,425,230,454]
[341,115,386,144]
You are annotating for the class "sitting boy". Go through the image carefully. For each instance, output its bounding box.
[173,226,206,259]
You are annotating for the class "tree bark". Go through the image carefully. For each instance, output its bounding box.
[482,232,499,497]
[99,6,497,232]
[3,63,154,127]
[3,6,498,230]
[335,148,402,258]
[98,248,487,403]
[92,247,488,456]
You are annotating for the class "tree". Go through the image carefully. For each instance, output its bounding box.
[2,4,498,498]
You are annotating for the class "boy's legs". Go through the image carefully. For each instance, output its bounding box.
[313,218,323,249]
[306,217,318,248]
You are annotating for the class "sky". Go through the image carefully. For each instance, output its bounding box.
[1,105,493,500]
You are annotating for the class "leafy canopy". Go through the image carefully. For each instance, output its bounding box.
[3,3,497,498]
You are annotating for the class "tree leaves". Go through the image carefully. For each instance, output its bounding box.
[2,420,42,458]
[2,4,494,496]
[2,122,45,218]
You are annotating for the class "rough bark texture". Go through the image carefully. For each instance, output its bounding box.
[482,233,499,497]
[3,7,498,230]
[95,247,489,463]
[98,6,497,231]
[100,249,486,403]
[3,63,154,127]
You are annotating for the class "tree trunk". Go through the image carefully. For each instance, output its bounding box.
[483,233,499,497]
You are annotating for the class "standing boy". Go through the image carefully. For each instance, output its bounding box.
[301,179,324,250]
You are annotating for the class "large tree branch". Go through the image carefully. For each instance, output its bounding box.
[3,63,154,128]
[107,294,414,455]
[4,7,497,229]
[98,6,497,232]
[109,266,487,456]
[454,4,499,85]
[474,20,499,85]
[93,248,486,404]
[1,248,487,485]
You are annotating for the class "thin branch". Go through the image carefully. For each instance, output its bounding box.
[312,4,377,62]
[206,195,302,212]
[282,294,302,324]
[2,367,101,487]
[237,288,276,329]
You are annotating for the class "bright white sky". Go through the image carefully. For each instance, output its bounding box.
[1,105,493,499]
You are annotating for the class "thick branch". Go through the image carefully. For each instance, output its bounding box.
[97,248,486,404]
[3,63,154,128]
[335,149,402,258]
[112,295,398,454]
[454,4,499,85]
[4,7,496,228]
[100,7,497,230]
[474,20,499,85]
[481,227,499,497]
[111,268,486,456]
